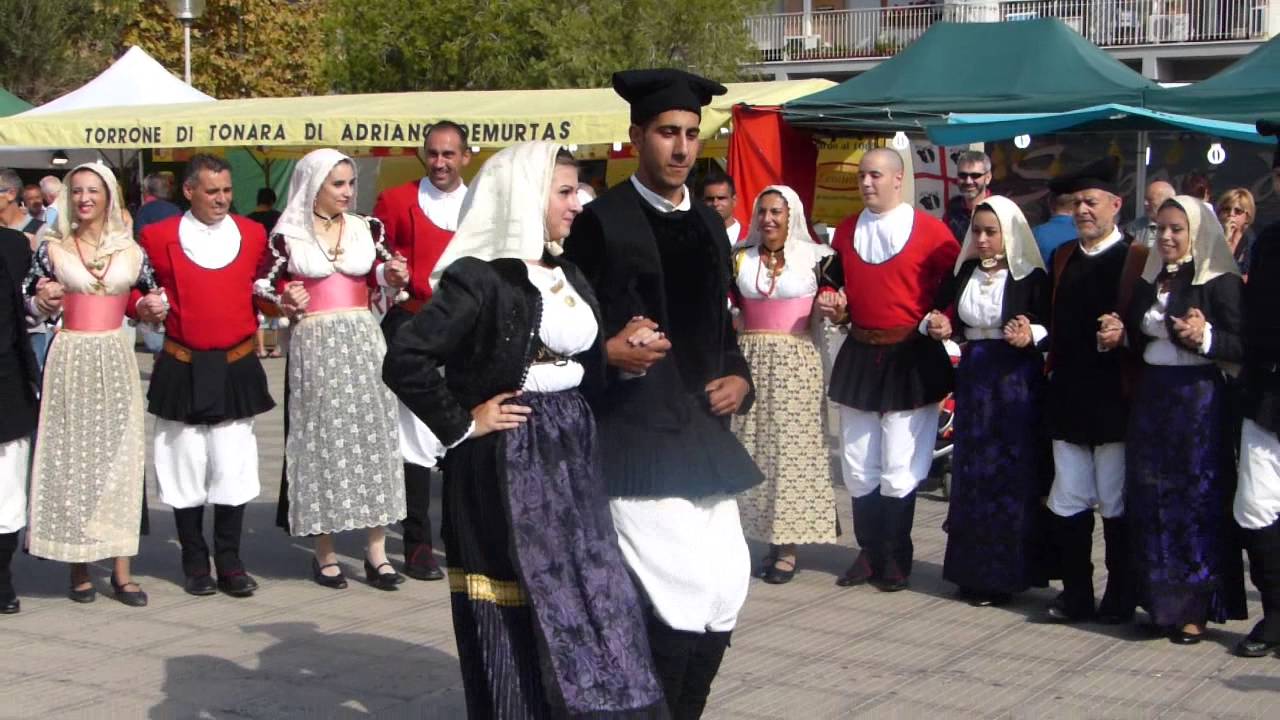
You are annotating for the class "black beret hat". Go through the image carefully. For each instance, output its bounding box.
[1049,155,1121,196]
[612,69,728,126]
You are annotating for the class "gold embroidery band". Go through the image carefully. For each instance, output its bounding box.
[446,569,527,607]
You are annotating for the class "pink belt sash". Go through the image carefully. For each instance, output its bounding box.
[62,293,128,332]
[303,273,369,313]
[740,295,813,334]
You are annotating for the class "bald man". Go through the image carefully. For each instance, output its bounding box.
[1127,180,1176,248]
[816,147,959,592]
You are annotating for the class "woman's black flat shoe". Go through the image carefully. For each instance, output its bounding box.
[365,559,401,591]
[312,558,348,589]
[110,575,148,608]
[68,582,96,604]
[1170,629,1203,646]
[762,558,796,585]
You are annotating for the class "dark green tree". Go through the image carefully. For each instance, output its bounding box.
[0,0,140,105]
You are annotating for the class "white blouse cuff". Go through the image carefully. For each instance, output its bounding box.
[375,263,390,288]
[1030,324,1048,345]
[1200,322,1213,355]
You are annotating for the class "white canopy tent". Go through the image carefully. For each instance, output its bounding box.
[0,45,213,169]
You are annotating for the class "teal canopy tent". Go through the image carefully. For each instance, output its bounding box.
[0,88,31,117]
[1144,35,1280,124]
[929,104,1275,146]
[782,19,1155,132]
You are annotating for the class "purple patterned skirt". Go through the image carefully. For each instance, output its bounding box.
[942,340,1051,595]
[441,390,666,719]
[1126,363,1247,626]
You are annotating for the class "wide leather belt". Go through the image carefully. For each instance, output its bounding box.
[163,337,256,364]
[848,323,915,346]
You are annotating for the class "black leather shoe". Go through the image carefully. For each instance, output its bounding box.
[184,573,217,596]
[1170,629,1203,646]
[0,590,18,614]
[969,592,1013,608]
[1234,637,1280,658]
[312,559,348,590]
[1041,603,1095,624]
[110,575,148,608]
[68,582,96,604]
[762,557,796,585]
[403,545,444,581]
[835,551,876,587]
[365,559,401,591]
[754,548,779,579]
[217,570,257,597]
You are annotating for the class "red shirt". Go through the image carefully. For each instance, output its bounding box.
[372,180,456,302]
[134,215,267,350]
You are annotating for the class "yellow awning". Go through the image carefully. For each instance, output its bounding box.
[0,80,833,150]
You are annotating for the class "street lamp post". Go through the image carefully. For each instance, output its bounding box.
[167,0,207,85]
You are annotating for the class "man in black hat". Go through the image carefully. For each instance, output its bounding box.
[562,68,763,719]
[1232,120,1280,657]
[1041,155,1146,623]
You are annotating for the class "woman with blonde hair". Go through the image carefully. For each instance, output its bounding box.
[1217,188,1257,275]
[24,161,167,606]
[730,185,837,584]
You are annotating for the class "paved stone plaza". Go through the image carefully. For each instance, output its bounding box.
[2,354,1279,718]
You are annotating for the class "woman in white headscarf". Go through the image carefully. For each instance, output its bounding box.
[384,141,666,719]
[1098,195,1247,644]
[931,196,1052,607]
[729,185,837,584]
[257,149,405,591]
[24,161,165,607]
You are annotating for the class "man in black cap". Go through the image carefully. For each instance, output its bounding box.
[1233,120,1280,657]
[563,68,763,719]
[1041,155,1146,624]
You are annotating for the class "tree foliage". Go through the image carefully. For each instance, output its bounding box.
[324,0,767,93]
[0,0,140,105]
[121,0,328,98]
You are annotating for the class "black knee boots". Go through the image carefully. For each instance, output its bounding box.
[878,492,917,592]
[647,614,732,720]
[0,531,19,613]
[1237,518,1280,657]
[1097,516,1136,624]
[1048,510,1097,622]
[837,490,882,586]
[213,504,257,596]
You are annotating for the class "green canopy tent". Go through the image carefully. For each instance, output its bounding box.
[1144,35,1280,124]
[0,87,32,117]
[782,19,1156,132]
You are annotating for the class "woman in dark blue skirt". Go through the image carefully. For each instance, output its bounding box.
[384,142,666,718]
[935,196,1052,606]
[1103,195,1247,644]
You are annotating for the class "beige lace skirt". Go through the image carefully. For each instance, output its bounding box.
[732,332,838,545]
[28,328,145,562]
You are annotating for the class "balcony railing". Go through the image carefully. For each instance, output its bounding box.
[747,0,1272,63]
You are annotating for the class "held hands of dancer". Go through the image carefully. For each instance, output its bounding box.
[281,280,310,316]
[1172,307,1207,349]
[34,277,65,315]
[816,288,847,322]
[384,254,410,288]
[925,310,952,341]
[1097,312,1124,350]
[137,288,168,324]
[606,316,671,375]
[706,376,750,416]
[1003,314,1033,348]
[470,391,532,438]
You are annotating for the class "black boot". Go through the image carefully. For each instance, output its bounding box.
[173,507,215,596]
[1045,511,1096,622]
[877,492,916,592]
[677,630,732,720]
[1097,516,1137,624]
[0,531,19,614]
[1236,519,1280,657]
[837,490,882,587]
[213,504,257,597]
[401,463,443,580]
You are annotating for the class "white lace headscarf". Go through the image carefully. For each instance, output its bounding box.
[740,184,832,267]
[271,148,353,241]
[954,195,1045,280]
[429,141,564,288]
[1139,194,1240,285]
[48,161,134,255]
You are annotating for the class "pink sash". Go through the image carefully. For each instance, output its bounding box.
[303,273,369,313]
[740,295,813,334]
[62,293,128,332]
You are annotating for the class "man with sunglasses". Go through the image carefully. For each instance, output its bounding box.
[945,151,993,242]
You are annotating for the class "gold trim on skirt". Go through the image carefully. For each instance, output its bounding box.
[447,569,528,607]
